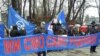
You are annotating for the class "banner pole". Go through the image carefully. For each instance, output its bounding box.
[7,0,12,37]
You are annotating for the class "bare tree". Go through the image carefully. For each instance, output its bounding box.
[99,0,100,22]
[18,0,22,15]
[78,0,85,25]
[51,0,58,19]
[11,0,22,15]
[95,0,100,22]
[43,0,47,20]
[23,0,27,18]
[66,0,74,23]
[32,0,37,19]
[29,0,32,21]
[98,0,100,22]
[11,0,17,10]
[58,0,65,13]
[66,0,86,25]
[47,0,51,16]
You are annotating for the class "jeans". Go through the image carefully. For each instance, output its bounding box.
[37,51,46,56]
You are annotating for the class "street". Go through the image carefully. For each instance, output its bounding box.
[22,46,100,56]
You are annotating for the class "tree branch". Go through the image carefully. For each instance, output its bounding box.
[73,0,86,21]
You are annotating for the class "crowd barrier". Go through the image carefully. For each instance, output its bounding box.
[0,33,100,56]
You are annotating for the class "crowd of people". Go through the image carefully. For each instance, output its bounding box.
[67,21,99,54]
[11,26,26,37]
[68,21,99,36]
[2,18,99,56]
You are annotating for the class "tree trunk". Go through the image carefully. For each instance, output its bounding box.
[47,0,51,16]
[95,0,100,22]
[51,0,57,19]
[32,0,36,19]
[43,0,47,20]
[81,4,85,25]
[73,0,85,21]
[11,0,17,10]
[58,0,65,13]
[66,0,73,23]
[72,0,75,19]
[23,0,27,18]
[18,0,22,15]
[66,0,85,25]
[11,0,22,15]
[29,0,32,21]
[99,0,100,22]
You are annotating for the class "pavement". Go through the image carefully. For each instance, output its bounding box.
[21,46,100,56]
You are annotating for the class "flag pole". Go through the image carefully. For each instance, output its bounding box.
[7,0,11,37]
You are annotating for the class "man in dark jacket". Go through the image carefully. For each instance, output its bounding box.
[34,22,47,34]
[68,25,75,36]
[10,25,20,37]
[90,21,98,53]
[34,21,47,56]
[51,17,62,35]
[19,27,26,36]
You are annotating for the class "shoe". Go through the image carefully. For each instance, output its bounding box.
[93,51,97,53]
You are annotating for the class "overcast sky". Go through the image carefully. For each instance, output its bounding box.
[0,0,99,17]
[85,7,98,17]
[85,0,99,17]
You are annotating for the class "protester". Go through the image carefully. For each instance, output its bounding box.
[74,24,81,36]
[51,16,58,35]
[51,16,62,35]
[38,21,47,56]
[56,21,62,34]
[34,21,47,34]
[90,21,98,53]
[61,25,67,34]
[19,27,26,36]
[10,25,20,37]
[33,21,47,56]
[80,25,89,36]
[68,25,75,36]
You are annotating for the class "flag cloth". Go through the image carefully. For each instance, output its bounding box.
[46,10,68,35]
[57,10,68,29]
[58,10,66,25]
[0,23,4,38]
[8,6,35,35]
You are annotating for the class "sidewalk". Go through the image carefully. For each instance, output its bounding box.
[22,47,100,56]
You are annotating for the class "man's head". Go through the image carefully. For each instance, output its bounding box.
[91,21,95,25]
[91,21,96,28]
[13,25,18,30]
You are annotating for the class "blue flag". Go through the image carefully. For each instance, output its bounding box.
[46,10,67,35]
[57,10,68,29]
[8,6,35,35]
[58,10,66,24]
